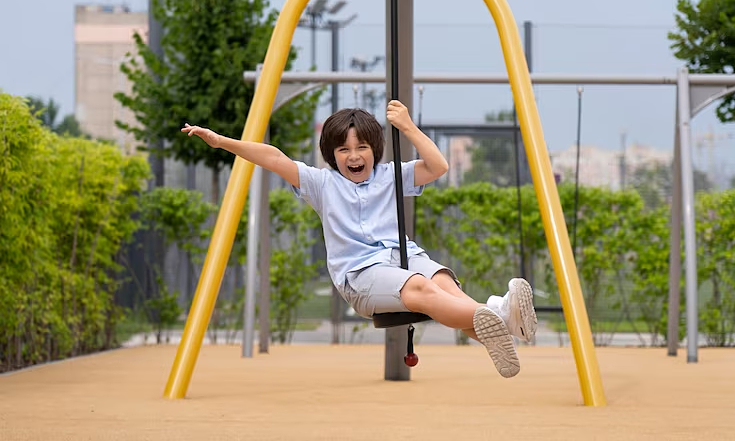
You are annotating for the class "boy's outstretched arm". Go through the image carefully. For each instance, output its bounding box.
[181,123,300,188]
[386,100,448,187]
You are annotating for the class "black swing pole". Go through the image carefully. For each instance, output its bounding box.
[389,0,409,271]
[371,0,428,372]
[513,109,526,279]
[387,0,419,370]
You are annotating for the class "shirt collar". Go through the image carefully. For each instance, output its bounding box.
[336,166,375,186]
[357,167,376,186]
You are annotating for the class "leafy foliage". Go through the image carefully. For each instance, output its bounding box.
[696,190,735,346]
[144,277,182,344]
[115,0,319,180]
[139,187,217,253]
[669,0,735,122]
[136,187,216,336]
[25,95,87,138]
[417,182,681,346]
[0,93,150,372]
[268,189,321,343]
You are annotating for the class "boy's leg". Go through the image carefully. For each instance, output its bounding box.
[430,269,537,343]
[431,271,480,341]
[400,274,479,329]
[400,275,520,378]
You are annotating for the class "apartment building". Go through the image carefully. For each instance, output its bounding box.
[550,143,673,190]
[74,4,147,153]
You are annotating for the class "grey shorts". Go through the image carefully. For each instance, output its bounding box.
[342,249,461,318]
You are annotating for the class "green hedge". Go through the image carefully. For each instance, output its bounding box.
[416,182,735,346]
[1,93,150,372]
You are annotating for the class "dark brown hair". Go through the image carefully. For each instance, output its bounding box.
[319,108,384,170]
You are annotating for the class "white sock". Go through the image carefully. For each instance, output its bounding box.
[485,294,509,323]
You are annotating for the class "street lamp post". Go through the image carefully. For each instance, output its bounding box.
[297,1,356,160]
[350,55,384,110]
[298,1,356,105]
[297,1,356,345]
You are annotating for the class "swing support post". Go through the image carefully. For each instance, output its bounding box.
[162,0,309,400]
[482,0,605,406]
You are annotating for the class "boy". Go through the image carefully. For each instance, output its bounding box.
[182,100,537,378]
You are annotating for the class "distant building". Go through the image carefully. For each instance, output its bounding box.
[74,4,147,153]
[550,143,673,190]
[446,136,473,187]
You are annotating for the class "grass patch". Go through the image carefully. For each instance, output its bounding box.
[293,320,322,331]
[547,319,653,334]
[296,292,333,320]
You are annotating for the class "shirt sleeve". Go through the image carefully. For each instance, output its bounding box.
[401,160,425,197]
[290,161,325,209]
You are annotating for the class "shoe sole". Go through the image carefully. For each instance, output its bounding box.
[473,307,520,378]
[510,278,537,343]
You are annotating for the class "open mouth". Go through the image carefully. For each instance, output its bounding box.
[347,165,365,174]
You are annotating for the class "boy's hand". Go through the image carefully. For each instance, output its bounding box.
[181,123,221,148]
[386,100,415,133]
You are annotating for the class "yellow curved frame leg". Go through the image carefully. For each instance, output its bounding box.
[164,0,605,407]
[483,0,606,406]
[163,0,312,400]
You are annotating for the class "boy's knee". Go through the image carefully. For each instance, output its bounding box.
[402,274,429,293]
[432,269,457,286]
[400,275,440,311]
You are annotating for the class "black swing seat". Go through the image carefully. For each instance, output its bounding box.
[372,312,432,329]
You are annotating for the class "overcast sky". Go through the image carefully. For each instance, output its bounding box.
[1,0,733,179]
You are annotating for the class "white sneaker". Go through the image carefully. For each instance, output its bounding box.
[487,278,537,343]
[473,306,520,378]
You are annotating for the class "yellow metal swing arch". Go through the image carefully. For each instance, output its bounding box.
[163,0,607,407]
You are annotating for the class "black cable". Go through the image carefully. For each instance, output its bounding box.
[389,0,408,271]
[412,87,424,238]
[573,87,583,259]
[513,109,526,279]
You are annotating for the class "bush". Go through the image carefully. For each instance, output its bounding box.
[0,93,149,372]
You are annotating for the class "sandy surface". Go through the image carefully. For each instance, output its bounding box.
[1,344,733,440]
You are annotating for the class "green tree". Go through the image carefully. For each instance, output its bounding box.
[669,0,735,122]
[268,189,321,344]
[55,114,86,138]
[138,187,217,305]
[462,110,520,187]
[116,0,319,203]
[26,96,60,128]
[25,96,86,138]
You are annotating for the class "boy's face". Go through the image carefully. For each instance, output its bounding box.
[334,127,375,183]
